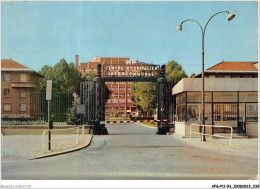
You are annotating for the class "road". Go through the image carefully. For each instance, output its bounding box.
[1,123,258,180]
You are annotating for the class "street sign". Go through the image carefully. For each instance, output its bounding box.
[46,80,52,100]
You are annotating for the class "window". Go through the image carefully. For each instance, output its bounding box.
[20,74,27,82]
[3,88,10,97]
[3,74,10,81]
[239,92,258,102]
[246,103,258,122]
[213,92,237,102]
[20,90,27,97]
[3,103,11,111]
[214,103,237,121]
[20,102,26,112]
[187,92,212,102]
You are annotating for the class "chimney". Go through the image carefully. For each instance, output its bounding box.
[75,54,79,68]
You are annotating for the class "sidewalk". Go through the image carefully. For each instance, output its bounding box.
[1,134,92,162]
[172,133,258,159]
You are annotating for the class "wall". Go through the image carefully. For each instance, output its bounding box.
[172,78,258,95]
[246,122,258,138]
[175,122,213,138]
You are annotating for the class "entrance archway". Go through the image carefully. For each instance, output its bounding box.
[93,63,173,135]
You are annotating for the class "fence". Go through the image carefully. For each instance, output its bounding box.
[42,126,85,153]
[190,123,233,147]
[1,92,81,125]
[80,81,95,125]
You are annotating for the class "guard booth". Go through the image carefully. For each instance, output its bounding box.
[83,63,173,135]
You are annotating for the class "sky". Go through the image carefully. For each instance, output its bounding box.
[1,1,258,76]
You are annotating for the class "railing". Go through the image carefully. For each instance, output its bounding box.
[42,126,85,153]
[190,123,233,147]
[1,92,75,126]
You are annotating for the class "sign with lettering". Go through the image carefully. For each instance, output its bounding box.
[103,64,160,77]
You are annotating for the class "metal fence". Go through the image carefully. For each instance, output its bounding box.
[80,81,95,124]
[1,92,75,125]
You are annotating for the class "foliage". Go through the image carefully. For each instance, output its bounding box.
[130,60,187,117]
[66,99,78,125]
[131,82,157,116]
[166,60,188,85]
[39,59,84,93]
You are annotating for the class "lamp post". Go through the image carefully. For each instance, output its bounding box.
[177,11,235,141]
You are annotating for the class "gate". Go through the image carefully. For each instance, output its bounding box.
[79,81,95,125]
[92,64,173,135]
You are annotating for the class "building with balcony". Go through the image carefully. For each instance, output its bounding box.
[1,59,43,120]
[172,61,258,138]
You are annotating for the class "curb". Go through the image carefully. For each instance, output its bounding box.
[30,135,93,160]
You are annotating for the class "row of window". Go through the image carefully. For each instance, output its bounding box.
[106,107,126,110]
[110,88,131,91]
[2,102,26,112]
[176,103,258,122]
[111,94,131,97]
[107,99,132,103]
[2,89,27,97]
[3,73,29,82]
[176,92,258,104]
[81,68,97,72]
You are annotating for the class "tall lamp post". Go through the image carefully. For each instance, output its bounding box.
[177,11,235,141]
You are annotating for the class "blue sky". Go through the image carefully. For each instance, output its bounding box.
[1,1,258,76]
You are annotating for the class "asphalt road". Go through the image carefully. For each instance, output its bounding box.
[1,123,258,180]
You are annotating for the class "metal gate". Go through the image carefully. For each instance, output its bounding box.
[79,81,95,125]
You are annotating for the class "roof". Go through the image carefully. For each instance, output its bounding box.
[207,61,258,71]
[1,59,44,77]
[1,59,31,69]
[193,61,258,78]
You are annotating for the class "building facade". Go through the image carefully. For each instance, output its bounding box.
[172,61,258,137]
[76,55,153,117]
[1,59,43,120]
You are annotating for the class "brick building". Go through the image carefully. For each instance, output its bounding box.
[76,55,153,117]
[1,59,43,120]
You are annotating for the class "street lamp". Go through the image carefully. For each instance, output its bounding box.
[177,11,235,141]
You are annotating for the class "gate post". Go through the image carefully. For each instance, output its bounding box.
[93,64,108,135]
[157,65,170,135]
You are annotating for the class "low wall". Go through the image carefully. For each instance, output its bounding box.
[246,122,258,138]
[1,125,92,135]
[175,122,212,137]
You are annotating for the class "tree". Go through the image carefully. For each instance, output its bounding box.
[39,59,83,93]
[166,60,187,85]
[131,82,157,116]
[130,60,187,117]
[39,65,54,92]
